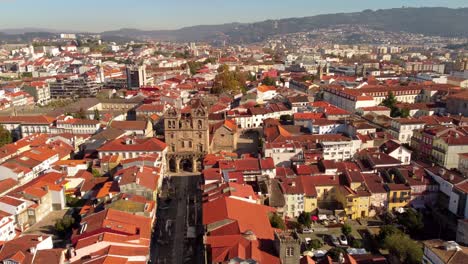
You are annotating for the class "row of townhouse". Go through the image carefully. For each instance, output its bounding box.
[0,115,55,140]
[388,118,426,144]
[227,103,293,129]
[278,160,439,219]
[0,114,154,143]
[96,136,167,173]
[322,84,431,113]
[0,145,61,184]
[412,125,468,169]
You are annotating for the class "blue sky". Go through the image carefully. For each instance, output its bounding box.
[1,0,467,32]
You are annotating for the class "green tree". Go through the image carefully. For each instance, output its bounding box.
[307,239,323,250]
[280,114,293,123]
[378,225,403,242]
[187,61,203,75]
[384,233,423,264]
[91,168,102,178]
[212,65,248,95]
[351,239,363,248]
[327,247,346,261]
[217,64,229,73]
[204,57,217,64]
[0,126,12,147]
[93,109,101,120]
[341,223,352,236]
[55,215,75,237]
[74,107,87,119]
[397,209,424,235]
[173,50,190,59]
[400,108,410,118]
[381,91,399,117]
[297,212,312,227]
[262,76,276,86]
[269,213,285,230]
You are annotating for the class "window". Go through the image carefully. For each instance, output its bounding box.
[286,247,295,257]
[198,120,203,129]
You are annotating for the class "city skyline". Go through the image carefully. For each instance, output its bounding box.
[1,0,468,32]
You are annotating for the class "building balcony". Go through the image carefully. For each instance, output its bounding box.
[432,146,446,153]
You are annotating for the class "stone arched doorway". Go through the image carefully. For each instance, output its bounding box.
[169,157,178,173]
[180,158,193,172]
[167,154,204,174]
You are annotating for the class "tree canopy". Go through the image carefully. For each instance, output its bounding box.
[377,225,403,242]
[55,215,75,238]
[269,213,285,230]
[341,223,352,236]
[327,247,346,261]
[397,209,424,235]
[384,233,423,264]
[297,211,312,227]
[307,239,323,250]
[262,76,276,86]
[0,126,12,147]
[381,92,412,118]
[212,65,247,95]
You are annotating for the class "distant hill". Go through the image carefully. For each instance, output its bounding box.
[2,7,468,44]
[100,7,468,43]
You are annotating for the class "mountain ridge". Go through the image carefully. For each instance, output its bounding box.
[1,7,468,44]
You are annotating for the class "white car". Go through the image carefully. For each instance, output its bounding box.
[302,228,313,234]
[339,235,348,246]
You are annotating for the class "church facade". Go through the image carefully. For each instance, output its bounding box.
[164,100,210,173]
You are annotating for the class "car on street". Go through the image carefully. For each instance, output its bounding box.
[339,235,348,246]
[330,235,340,247]
[302,228,313,234]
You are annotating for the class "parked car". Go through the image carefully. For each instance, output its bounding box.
[302,228,313,234]
[339,235,348,246]
[330,235,340,247]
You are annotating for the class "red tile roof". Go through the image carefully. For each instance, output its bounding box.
[98,137,167,152]
[203,197,275,240]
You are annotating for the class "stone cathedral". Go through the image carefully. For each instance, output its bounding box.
[164,99,210,173]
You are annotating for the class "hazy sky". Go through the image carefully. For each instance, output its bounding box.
[1,0,467,32]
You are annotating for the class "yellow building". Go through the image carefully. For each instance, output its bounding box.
[301,176,339,213]
[304,195,318,213]
[385,184,411,211]
[338,186,371,220]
